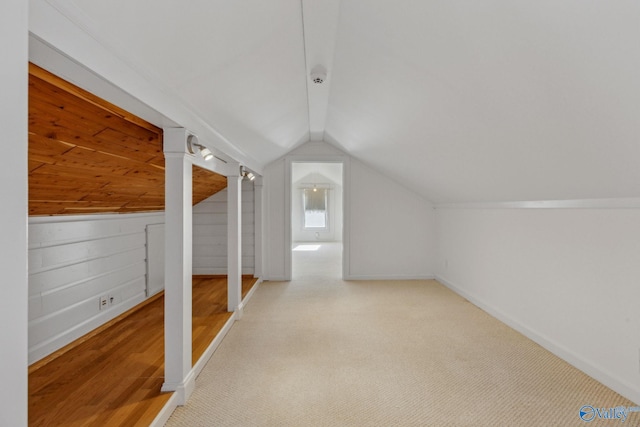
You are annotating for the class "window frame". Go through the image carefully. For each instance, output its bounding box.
[302,187,329,230]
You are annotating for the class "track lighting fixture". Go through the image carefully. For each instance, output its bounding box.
[186,134,214,161]
[200,147,213,161]
[240,166,256,181]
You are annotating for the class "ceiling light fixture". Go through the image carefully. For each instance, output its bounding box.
[240,166,256,181]
[200,147,214,161]
[310,65,327,84]
[186,134,214,161]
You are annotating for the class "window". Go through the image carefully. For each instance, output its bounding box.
[303,188,327,229]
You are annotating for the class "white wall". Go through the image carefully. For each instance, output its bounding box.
[28,213,164,363]
[264,141,436,280]
[192,181,255,275]
[435,204,640,404]
[0,0,28,424]
[347,158,435,279]
[264,154,288,280]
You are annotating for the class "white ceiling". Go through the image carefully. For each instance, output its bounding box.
[29,0,640,203]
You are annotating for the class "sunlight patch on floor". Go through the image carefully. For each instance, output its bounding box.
[293,244,321,251]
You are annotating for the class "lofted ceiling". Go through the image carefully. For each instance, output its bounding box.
[292,163,343,187]
[29,0,640,203]
[28,64,227,215]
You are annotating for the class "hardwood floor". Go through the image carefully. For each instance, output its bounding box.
[29,276,257,427]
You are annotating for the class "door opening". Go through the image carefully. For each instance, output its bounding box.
[290,162,343,279]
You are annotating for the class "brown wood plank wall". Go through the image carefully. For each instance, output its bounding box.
[28,63,227,216]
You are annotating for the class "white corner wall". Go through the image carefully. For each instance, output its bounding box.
[264,155,288,280]
[347,158,435,280]
[192,182,255,275]
[28,213,165,364]
[0,0,28,424]
[435,205,640,404]
[264,141,436,280]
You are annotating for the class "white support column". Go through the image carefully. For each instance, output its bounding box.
[161,128,195,403]
[227,170,243,314]
[0,1,28,424]
[253,176,264,279]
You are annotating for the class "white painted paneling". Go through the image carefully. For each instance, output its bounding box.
[264,157,288,280]
[0,0,28,423]
[146,224,165,297]
[435,206,640,404]
[29,248,145,296]
[192,182,255,275]
[28,213,164,363]
[29,233,144,274]
[33,262,145,318]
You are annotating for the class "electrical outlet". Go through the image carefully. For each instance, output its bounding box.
[99,295,108,310]
[108,294,115,306]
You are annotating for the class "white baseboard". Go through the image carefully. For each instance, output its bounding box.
[152,280,263,425]
[192,267,255,275]
[263,275,288,281]
[242,277,261,305]
[149,392,179,427]
[152,313,238,426]
[192,311,238,379]
[343,274,435,281]
[435,275,640,405]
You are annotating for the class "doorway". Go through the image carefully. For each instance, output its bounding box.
[291,162,344,279]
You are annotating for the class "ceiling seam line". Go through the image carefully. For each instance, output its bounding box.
[300,0,312,141]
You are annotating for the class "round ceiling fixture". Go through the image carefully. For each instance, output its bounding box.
[310,65,327,84]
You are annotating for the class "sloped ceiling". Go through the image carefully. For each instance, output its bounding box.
[28,64,227,215]
[326,1,640,203]
[292,163,343,187]
[29,1,640,203]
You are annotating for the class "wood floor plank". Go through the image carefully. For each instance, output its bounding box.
[29,275,257,426]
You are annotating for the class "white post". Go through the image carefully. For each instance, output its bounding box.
[253,176,264,279]
[227,170,243,314]
[161,128,194,403]
[0,0,28,424]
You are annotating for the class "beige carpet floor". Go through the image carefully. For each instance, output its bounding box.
[166,247,637,426]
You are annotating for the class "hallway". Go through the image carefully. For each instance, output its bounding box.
[292,242,342,279]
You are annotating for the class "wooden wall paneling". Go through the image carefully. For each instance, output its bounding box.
[29,64,166,215]
[28,96,109,137]
[193,165,227,205]
[29,63,228,215]
[29,63,160,134]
